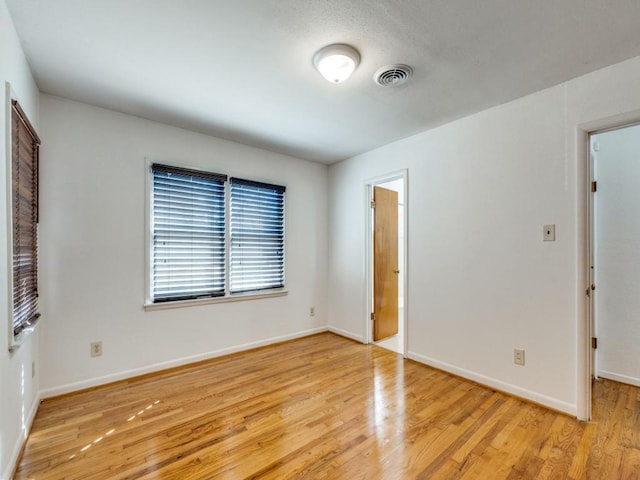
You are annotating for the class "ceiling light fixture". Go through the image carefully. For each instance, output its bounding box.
[313,44,360,84]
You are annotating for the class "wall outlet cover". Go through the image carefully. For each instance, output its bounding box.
[543,224,556,241]
[91,341,103,357]
[514,348,525,366]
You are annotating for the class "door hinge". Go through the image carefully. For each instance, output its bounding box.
[371,200,376,209]
[370,312,376,321]
[592,337,598,349]
[591,181,597,193]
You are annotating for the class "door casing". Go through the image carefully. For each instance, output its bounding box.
[588,121,640,386]
[364,170,408,355]
[580,114,640,421]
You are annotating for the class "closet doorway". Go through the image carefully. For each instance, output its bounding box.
[590,124,640,389]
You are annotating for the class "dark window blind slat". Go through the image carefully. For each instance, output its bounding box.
[230,178,285,294]
[151,165,226,302]
[152,163,227,182]
[11,100,40,337]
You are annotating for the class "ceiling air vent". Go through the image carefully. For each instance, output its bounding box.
[373,64,413,87]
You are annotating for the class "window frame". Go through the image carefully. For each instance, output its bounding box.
[144,159,287,310]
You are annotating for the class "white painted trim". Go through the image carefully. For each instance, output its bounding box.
[364,183,372,344]
[144,157,153,306]
[5,82,15,352]
[328,326,364,343]
[3,392,40,480]
[144,289,288,311]
[577,125,592,422]
[408,351,577,416]
[597,370,640,388]
[39,327,328,398]
[402,173,409,357]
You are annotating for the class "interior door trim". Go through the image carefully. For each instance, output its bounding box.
[364,169,408,356]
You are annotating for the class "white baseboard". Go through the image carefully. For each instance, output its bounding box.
[3,392,41,480]
[40,327,329,399]
[597,370,640,387]
[407,351,576,417]
[328,326,364,343]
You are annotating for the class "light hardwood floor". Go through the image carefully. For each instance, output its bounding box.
[14,333,640,479]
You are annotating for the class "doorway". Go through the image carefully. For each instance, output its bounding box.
[366,172,407,355]
[589,124,640,390]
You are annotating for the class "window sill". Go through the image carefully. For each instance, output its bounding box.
[143,288,288,311]
[8,317,41,354]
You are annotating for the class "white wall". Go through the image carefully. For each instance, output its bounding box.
[328,54,640,416]
[0,1,41,478]
[593,124,640,386]
[38,95,329,396]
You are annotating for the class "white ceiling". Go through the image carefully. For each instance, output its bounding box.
[7,0,640,164]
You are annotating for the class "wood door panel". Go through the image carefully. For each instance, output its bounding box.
[373,186,398,341]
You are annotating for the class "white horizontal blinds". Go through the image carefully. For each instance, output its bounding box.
[152,164,227,302]
[230,178,285,294]
[12,100,41,337]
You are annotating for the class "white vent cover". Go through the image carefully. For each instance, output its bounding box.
[373,64,413,87]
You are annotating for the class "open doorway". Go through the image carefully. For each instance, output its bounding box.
[589,124,640,392]
[366,172,407,355]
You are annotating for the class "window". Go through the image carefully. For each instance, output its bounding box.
[10,99,41,342]
[230,178,285,293]
[149,164,286,304]
[151,164,227,302]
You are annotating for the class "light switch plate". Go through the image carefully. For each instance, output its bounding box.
[543,224,555,241]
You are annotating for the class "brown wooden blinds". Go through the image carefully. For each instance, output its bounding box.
[11,99,41,338]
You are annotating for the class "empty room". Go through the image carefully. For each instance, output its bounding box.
[2,1,640,478]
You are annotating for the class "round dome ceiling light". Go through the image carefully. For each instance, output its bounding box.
[373,64,413,87]
[313,44,360,84]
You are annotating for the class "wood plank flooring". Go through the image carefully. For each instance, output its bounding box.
[14,333,640,479]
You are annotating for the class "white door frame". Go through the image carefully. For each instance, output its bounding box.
[588,132,597,385]
[578,113,640,421]
[364,169,408,356]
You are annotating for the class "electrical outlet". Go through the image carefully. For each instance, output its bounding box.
[91,341,103,357]
[310,306,315,317]
[514,349,525,366]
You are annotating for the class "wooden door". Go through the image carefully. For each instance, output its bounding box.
[373,186,399,341]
